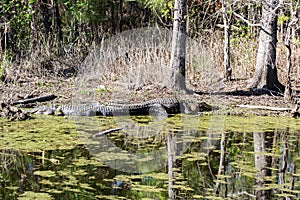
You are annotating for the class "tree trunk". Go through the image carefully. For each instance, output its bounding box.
[284,1,297,101]
[169,0,187,92]
[222,0,232,81]
[247,0,284,92]
[284,27,293,101]
[40,0,52,39]
[110,1,116,34]
[119,0,123,32]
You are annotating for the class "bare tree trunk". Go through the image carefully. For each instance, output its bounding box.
[284,28,293,101]
[119,0,123,32]
[247,0,284,92]
[221,0,232,81]
[284,1,298,101]
[40,0,52,39]
[54,0,63,43]
[169,0,187,92]
[110,1,116,34]
[50,0,63,52]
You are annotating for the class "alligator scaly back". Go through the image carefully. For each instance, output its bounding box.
[25,97,215,116]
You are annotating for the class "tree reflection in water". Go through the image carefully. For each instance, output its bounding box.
[253,132,273,200]
[2,116,300,199]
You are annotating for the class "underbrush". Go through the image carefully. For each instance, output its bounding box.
[1,28,299,101]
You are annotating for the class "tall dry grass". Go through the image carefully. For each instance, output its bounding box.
[1,26,300,103]
[79,27,223,100]
[72,26,300,103]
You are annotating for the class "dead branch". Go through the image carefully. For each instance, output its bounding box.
[11,94,57,106]
[232,11,262,28]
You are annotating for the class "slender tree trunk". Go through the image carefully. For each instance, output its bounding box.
[169,0,187,92]
[284,26,293,101]
[247,0,284,92]
[110,1,116,34]
[119,0,123,32]
[40,0,52,39]
[284,1,297,101]
[29,2,37,52]
[49,0,63,52]
[222,0,232,81]
[54,0,63,43]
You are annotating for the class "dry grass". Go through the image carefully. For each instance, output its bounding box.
[80,27,223,98]
[1,27,300,103]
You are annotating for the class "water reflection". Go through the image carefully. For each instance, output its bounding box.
[253,131,273,200]
[252,130,300,200]
[1,116,300,199]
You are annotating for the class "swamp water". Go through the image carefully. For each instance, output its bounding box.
[1,114,300,200]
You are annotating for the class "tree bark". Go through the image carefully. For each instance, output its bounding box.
[222,0,232,81]
[284,28,293,101]
[119,0,123,32]
[110,1,116,34]
[169,0,187,92]
[247,0,284,92]
[284,1,297,101]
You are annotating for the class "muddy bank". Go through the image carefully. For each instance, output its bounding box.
[0,78,298,118]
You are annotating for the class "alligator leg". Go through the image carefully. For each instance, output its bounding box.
[149,103,168,118]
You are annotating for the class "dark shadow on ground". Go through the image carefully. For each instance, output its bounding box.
[194,89,285,97]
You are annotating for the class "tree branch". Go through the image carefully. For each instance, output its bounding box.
[232,11,262,28]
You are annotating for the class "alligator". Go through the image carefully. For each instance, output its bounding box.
[25,98,214,116]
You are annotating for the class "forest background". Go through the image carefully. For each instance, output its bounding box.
[0,0,299,102]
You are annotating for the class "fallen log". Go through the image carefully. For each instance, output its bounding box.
[11,94,57,106]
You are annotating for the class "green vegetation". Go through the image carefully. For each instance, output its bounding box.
[1,114,300,199]
[1,0,295,81]
[0,115,80,151]
[1,1,300,199]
